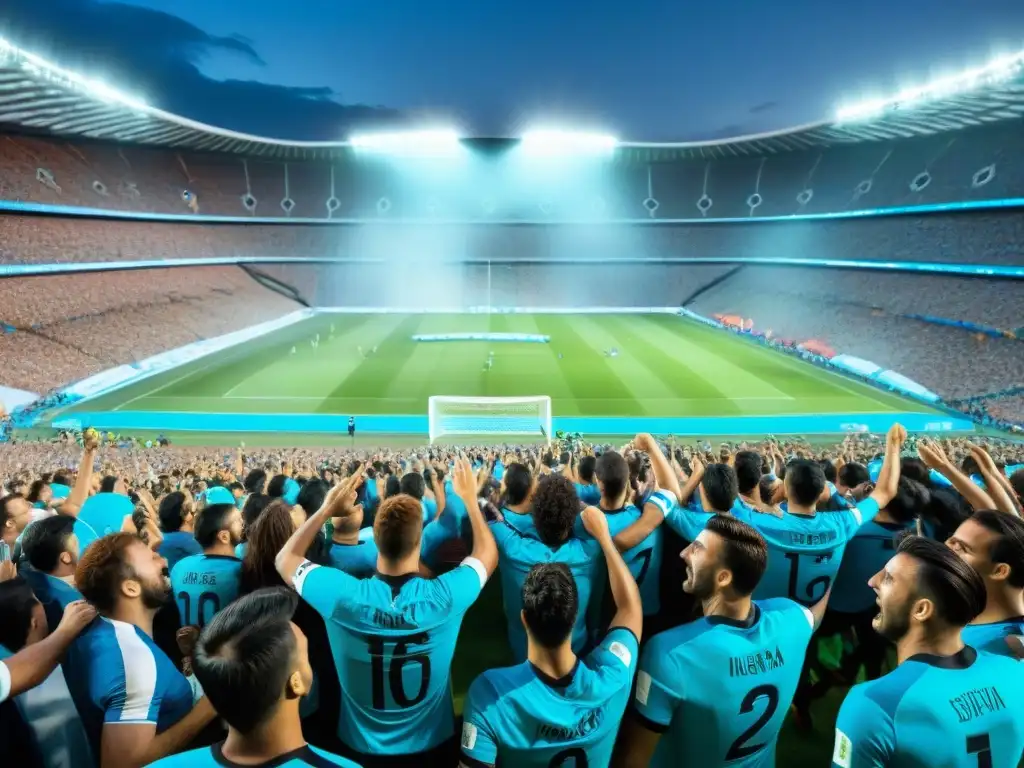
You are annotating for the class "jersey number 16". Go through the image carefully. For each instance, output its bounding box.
[367,632,432,710]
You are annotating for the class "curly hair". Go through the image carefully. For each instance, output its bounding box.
[240,500,295,594]
[530,475,579,547]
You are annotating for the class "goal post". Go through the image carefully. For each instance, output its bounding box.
[428,396,552,444]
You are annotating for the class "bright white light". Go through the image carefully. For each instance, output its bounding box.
[349,128,462,155]
[519,129,618,155]
[0,35,149,112]
[836,49,1024,123]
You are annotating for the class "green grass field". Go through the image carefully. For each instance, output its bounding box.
[69,312,935,421]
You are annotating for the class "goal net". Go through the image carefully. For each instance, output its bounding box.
[428,396,552,444]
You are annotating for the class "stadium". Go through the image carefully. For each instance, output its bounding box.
[0,28,1023,768]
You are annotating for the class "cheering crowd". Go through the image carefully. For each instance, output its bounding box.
[0,428,1022,767]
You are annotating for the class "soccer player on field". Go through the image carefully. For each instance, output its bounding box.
[490,474,602,662]
[459,506,642,768]
[147,588,361,768]
[946,509,1024,657]
[64,533,217,767]
[832,536,1024,768]
[275,460,497,767]
[170,503,244,629]
[615,514,828,768]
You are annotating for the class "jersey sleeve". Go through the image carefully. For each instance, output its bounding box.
[832,685,895,768]
[834,498,880,540]
[633,634,681,732]
[589,627,640,693]
[292,559,356,619]
[460,675,500,767]
[437,557,487,615]
[99,633,162,724]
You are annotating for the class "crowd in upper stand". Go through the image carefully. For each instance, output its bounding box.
[0,429,1022,767]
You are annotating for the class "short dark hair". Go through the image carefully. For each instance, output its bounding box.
[887,477,930,523]
[0,494,24,530]
[99,476,118,494]
[898,535,986,628]
[503,464,533,507]
[706,514,768,597]
[702,464,739,513]
[596,451,629,502]
[733,451,763,494]
[52,473,72,487]
[158,492,190,533]
[373,495,423,561]
[296,480,328,519]
[838,462,870,489]
[521,563,578,649]
[818,459,837,484]
[0,577,38,652]
[266,475,289,499]
[21,514,77,573]
[899,458,930,486]
[399,473,425,501]
[194,588,299,733]
[194,504,238,550]
[242,494,273,533]
[75,533,138,614]
[1009,469,1024,504]
[970,510,1024,589]
[530,475,579,547]
[244,469,267,495]
[577,455,597,484]
[384,475,401,498]
[785,459,826,506]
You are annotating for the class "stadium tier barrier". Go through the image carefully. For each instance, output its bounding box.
[3,258,1023,280]
[50,411,973,436]
[412,333,549,343]
[3,194,1024,226]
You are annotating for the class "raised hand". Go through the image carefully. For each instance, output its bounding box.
[581,506,610,542]
[451,456,477,502]
[917,439,949,470]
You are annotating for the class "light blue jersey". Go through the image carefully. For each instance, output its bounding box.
[634,599,815,768]
[596,503,663,616]
[169,553,243,629]
[63,617,194,759]
[157,531,203,573]
[746,499,881,607]
[833,647,1024,768]
[328,539,379,578]
[148,743,362,767]
[961,617,1024,658]
[292,556,487,755]
[22,567,82,634]
[491,521,602,662]
[575,483,602,506]
[830,520,914,614]
[461,627,639,768]
[78,492,135,538]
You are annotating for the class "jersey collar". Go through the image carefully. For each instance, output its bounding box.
[906,645,978,670]
[373,571,418,599]
[529,659,581,689]
[211,742,327,767]
[706,603,761,629]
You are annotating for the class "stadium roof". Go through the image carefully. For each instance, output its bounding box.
[2,37,1024,161]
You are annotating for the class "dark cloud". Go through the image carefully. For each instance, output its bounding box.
[0,0,400,140]
[748,101,779,114]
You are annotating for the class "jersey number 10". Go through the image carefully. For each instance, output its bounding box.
[367,633,432,710]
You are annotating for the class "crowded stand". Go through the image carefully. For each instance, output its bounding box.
[2,120,1024,220]
[0,428,1022,767]
[0,267,299,392]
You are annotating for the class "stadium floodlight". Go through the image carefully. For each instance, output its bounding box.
[836,49,1024,123]
[0,36,149,113]
[519,129,618,156]
[428,396,552,444]
[348,128,463,156]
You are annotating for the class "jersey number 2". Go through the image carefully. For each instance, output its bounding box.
[967,734,992,768]
[368,633,431,710]
[726,684,779,761]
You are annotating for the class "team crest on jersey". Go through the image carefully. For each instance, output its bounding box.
[833,729,852,768]
[462,722,478,750]
[608,641,632,668]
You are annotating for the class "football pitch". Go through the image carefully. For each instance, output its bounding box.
[65,312,941,437]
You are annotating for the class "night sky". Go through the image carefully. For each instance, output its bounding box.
[2,0,1024,141]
